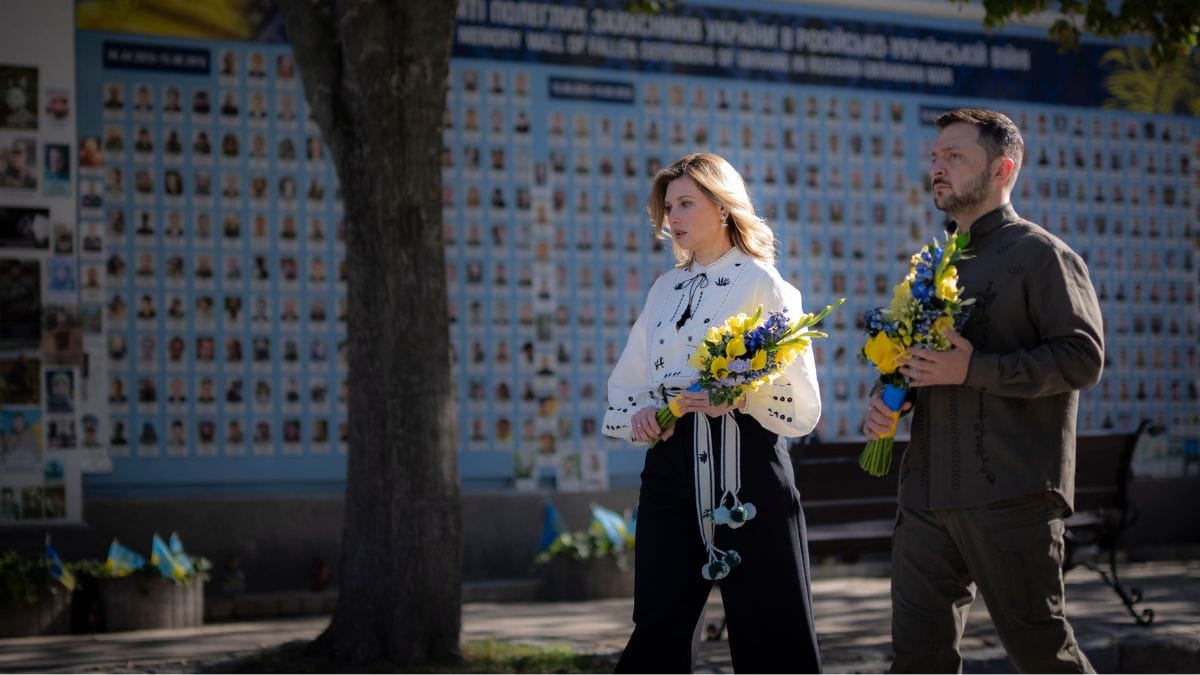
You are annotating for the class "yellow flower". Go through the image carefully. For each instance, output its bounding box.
[936,268,960,301]
[705,326,722,343]
[889,280,911,314]
[710,355,729,377]
[723,312,749,334]
[750,349,767,370]
[864,332,905,374]
[932,315,954,338]
[775,342,803,366]
[668,395,684,418]
[688,348,708,369]
[726,336,747,358]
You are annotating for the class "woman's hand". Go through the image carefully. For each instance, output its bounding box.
[630,407,673,443]
[673,390,744,419]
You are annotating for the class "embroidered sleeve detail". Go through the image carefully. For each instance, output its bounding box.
[603,277,662,444]
[747,357,818,436]
[602,388,657,443]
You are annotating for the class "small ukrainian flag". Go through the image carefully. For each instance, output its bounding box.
[589,503,634,550]
[45,537,76,591]
[151,533,188,582]
[539,500,567,551]
[104,539,146,576]
[168,532,196,577]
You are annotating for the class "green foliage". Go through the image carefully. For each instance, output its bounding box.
[535,531,633,571]
[69,555,212,585]
[459,640,614,674]
[65,558,110,579]
[0,550,53,605]
[626,0,676,14]
[1100,46,1200,114]
[207,638,614,673]
[951,0,1200,65]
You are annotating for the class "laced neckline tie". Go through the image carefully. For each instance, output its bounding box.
[674,271,709,330]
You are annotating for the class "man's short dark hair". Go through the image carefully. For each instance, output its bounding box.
[936,108,1024,170]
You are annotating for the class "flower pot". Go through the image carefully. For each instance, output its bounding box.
[539,553,634,601]
[97,575,204,631]
[0,588,71,637]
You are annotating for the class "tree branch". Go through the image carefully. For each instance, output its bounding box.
[954,0,1199,65]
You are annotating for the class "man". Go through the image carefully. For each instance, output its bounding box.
[863,108,1103,673]
[1,140,36,189]
[1,412,38,466]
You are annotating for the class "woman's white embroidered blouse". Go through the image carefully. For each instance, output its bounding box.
[603,247,821,443]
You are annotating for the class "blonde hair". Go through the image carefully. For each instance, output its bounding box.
[647,152,776,268]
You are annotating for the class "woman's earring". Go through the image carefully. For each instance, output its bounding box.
[720,213,728,228]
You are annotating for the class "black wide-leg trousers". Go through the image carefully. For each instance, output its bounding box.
[615,411,822,674]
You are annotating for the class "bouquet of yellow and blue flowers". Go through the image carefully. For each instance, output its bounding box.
[859,232,973,476]
[651,298,844,445]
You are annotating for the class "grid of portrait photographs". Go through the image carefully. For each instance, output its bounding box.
[443,61,1198,489]
[2,57,82,523]
[1010,111,1198,440]
[74,35,1198,492]
[78,39,347,467]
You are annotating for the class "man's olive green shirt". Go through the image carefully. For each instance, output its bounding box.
[898,204,1105,514]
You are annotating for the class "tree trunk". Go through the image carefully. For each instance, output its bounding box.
[276,0,460,666]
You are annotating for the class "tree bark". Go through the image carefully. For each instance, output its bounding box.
[276,0,461,666]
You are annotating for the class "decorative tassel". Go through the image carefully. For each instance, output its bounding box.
[676,302,692,330]
[674,272,708,331]
[692,412,756,581]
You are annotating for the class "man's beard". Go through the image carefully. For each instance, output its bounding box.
[933,166,990,215]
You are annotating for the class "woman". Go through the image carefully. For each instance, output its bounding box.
[604,153,822,673]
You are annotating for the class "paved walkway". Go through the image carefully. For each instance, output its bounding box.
[2,560,1197,673]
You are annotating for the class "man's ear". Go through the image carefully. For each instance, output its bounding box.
[994,156,1016,184]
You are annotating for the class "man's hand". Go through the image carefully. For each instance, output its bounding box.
[863,390,912,439]
[900,329,973,387]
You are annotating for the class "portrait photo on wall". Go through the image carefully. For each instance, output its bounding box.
[47,257,76,295]
[0,258,41,348]
[79,136,102,169]
[39,305,84,365]
[0,65,38,130]
[42,143,69,196]
[0,357,40,405]
[43,88,70,128]
[0,206,49,249]
[0,136,37,191]
[0,407,42,470]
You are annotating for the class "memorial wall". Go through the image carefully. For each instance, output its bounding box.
[0,1,1196,525]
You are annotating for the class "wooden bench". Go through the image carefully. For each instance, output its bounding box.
[788,422,1157,624]
[791,435,899,560]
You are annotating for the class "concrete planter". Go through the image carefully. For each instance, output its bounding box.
[539,553,634,601]
[0,588,71,637]
[97,575,204,631]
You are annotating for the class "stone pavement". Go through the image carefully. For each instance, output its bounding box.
[1,560,1197,673]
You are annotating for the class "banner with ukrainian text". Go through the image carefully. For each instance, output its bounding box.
[454,0,1198,116]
